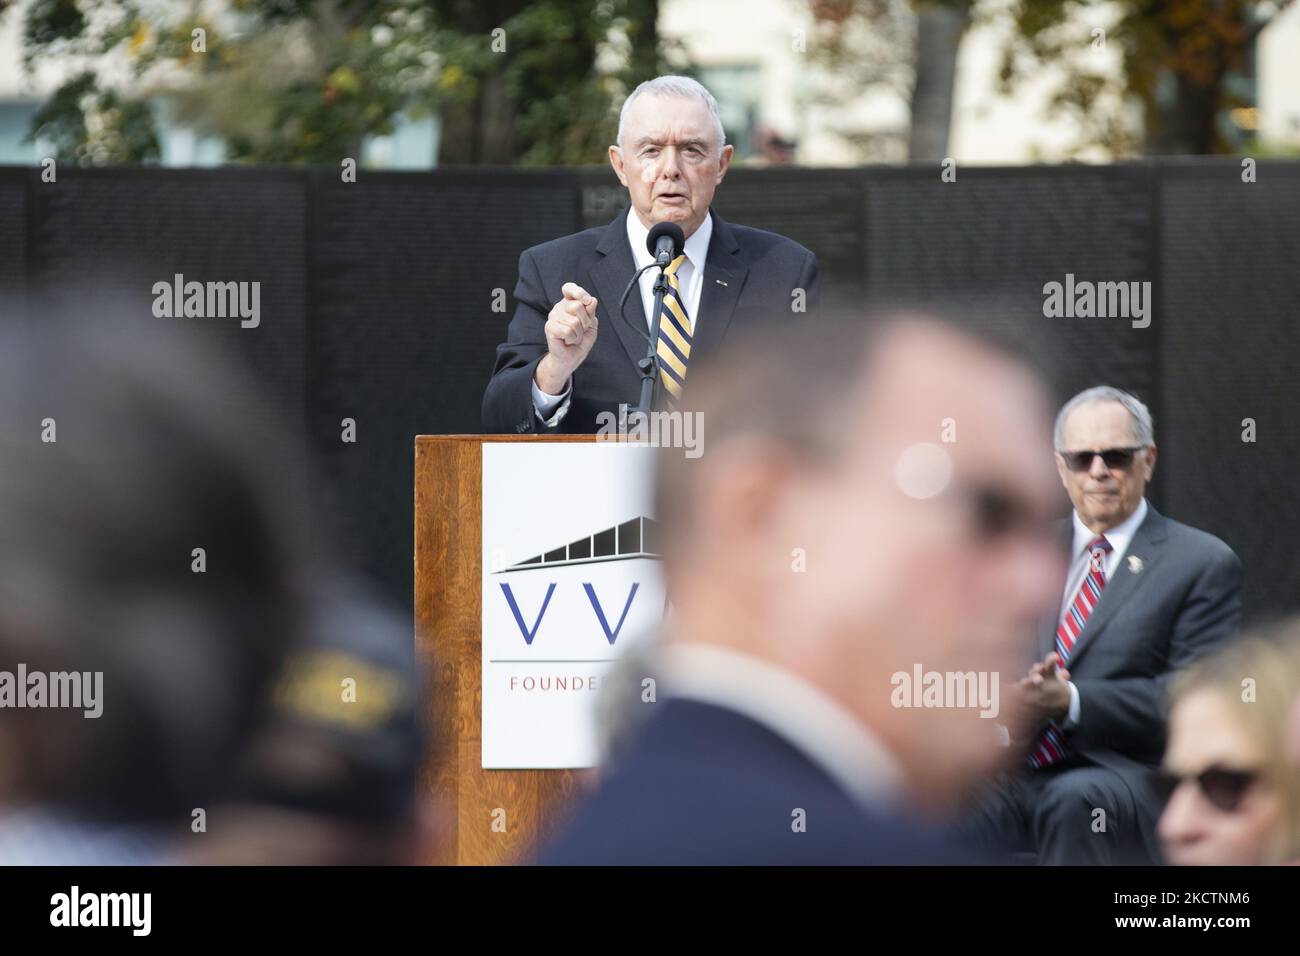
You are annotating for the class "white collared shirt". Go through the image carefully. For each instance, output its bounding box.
[625,205,712,332]
[531,208,714,425]
[1061,496,1149,619]
[654,642,905,813]
[1057,496,1149,727]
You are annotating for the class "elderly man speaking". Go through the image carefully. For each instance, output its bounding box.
[482,75,819,434]
[967,386,1243,864]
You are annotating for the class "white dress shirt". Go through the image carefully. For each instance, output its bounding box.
[532,208,714,425]
[1058,496,1149,727]
[655,642,906,813]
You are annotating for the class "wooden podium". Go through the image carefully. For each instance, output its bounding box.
[415,435,596,866]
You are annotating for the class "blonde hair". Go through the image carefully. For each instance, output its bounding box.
[1169,621,1300,862]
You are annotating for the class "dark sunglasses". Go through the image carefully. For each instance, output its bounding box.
[1155,766,1259,813]
[1059,446,1144,473]
[958,482,1047,539]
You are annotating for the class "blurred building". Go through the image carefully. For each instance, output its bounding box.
[1259,0,1300,148]
[661,0,1300,164]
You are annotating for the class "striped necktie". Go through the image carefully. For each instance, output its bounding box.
[656,254,692,400]
[1027,534,1112,769]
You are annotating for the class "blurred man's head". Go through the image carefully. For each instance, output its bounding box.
[0,306,318,830]
[1053,386,1156,533]
[610,76,733,238]
[185,572,429,865]
[1159,625,1300,865]
[656,312,1064,811]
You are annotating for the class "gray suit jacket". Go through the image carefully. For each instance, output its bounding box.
[481,207,819,434]
[1043,505,1242,836]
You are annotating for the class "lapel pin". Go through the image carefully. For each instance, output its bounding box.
[1127,555,1145,574]
[715,278,728,287]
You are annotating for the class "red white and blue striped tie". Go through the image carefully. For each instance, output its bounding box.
[1027,534,1112,769]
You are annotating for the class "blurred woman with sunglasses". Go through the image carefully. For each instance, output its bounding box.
[1158,623,1300,865]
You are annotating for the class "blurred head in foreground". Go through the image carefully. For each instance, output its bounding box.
[0,303,422,863]
[655,310,1065,814]
[542,309,1065,863]
[184,571,428,865]
[1158,622,1300,865]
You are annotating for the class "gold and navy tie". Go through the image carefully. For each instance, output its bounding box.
[656,255,692,399]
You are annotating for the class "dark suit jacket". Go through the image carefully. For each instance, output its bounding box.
[1042,504,1242,849]
[482,208,820,434]
[538,698,974,865]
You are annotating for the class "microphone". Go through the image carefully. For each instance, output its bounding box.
[634,222,686,415]
[646,221,685,268]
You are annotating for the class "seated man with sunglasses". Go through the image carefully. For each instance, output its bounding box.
[965,386,1243,864]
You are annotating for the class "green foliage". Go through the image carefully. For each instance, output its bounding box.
[17,0,669,166]
[29,72,161,165]
[499,1,655,164]
[22,0,85,48]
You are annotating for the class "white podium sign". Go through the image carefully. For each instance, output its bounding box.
[481,442,665,768]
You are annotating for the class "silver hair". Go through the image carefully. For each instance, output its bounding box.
[1054,385,1155,450]
[616,75,726,153]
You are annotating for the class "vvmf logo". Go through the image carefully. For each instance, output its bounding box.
[499,581,641,646]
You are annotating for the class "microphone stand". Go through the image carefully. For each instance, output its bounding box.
[636,263,672,416]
